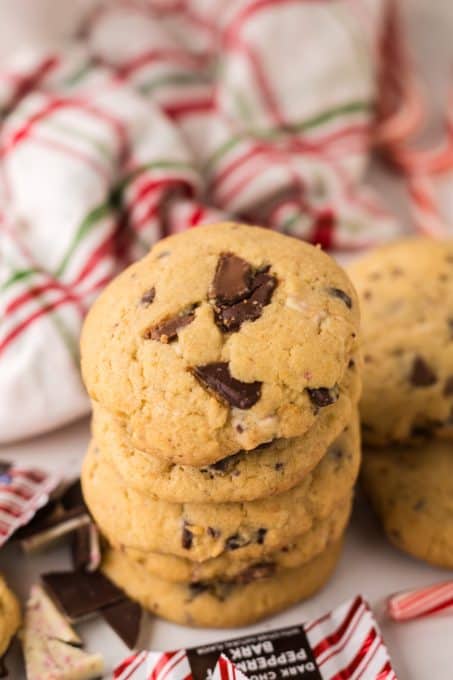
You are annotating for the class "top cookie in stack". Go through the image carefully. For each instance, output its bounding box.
[81,223,360,465]
[80,222,361,627]
[349,238,453,568]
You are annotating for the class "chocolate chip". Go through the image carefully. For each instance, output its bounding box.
[193,362,262,409]
[235,562,276,584]
[144,309,195,343]
[444,377,453,396]
[225,533,250,551]
[256,528,267,545]
[307,386,339,408]
[413,499,426,512]
[182,522,193,550]
[215,269,277,332]
[328,287,352,309]
[101,599,148,649]
[41,571,124,622]
[207,527,221,539]
[139,287,155,306]
[410,356,437,387]
[274,462,284,471]
[188,582,209,599]
[211,253,253,304]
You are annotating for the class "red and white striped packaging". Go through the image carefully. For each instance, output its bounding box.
[0,462,59,548]
[114,595,397,680]
[388,581,453,622]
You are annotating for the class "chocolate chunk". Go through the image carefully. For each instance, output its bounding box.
[207,527,221,539]
[410,356,437,387]
[71,522,101,572]
[211,254,253,304]
[17,505,90,554]
[256,528,267,544]
[101,599,148,649]
[328,287,352,309]
[236,562,276,584]
[42,571,124,622]
[274,462,284,471]
[225,533,250,551]
[444,376,453,396]
[182,522,193,550]
[201,453,241,478]
[140,287,155,306]
[188,582,209,599]
[144,309,195,343]
[215,270,277,332]
[60,480,85,511]
[193,362,261,409]
[307,386,339,408]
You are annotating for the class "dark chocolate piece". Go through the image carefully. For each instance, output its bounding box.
[144,309,195,343]
[444,376,453,396]
[101,599,148,649]
[256,527,267,544]
[225,533,250,551]
[307,386,339,408]
[410,356,437,387]
[211,254,252,304]
[140,287,155,306]
[215,270,277,332]
[327,287,352,309]
[71,522,101,572]
[42,571,124,621]
[193,362,261,409]
[182,522,193,550]
[207,527,221,539]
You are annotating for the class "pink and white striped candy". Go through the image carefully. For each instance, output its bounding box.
[388,582,453,622]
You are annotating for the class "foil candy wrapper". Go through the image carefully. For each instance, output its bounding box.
[114,595,397,680]
[0,461,59,548]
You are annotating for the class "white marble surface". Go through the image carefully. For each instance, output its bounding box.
[1,0,453,678]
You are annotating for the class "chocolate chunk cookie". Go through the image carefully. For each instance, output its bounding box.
[91,359,360,503]
[82,413,360,562]
[348,238,453,446]
[362,439,453,568]
[102,540,342,627]
[0,575,20,658]
[108,498,351,583]
[81,223,360,465]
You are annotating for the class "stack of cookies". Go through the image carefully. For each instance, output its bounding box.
[80,223,361,627]
[349,238,453,569]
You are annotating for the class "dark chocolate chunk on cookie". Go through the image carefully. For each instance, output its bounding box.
[193,362,262,409]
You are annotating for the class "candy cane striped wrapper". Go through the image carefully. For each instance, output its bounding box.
[113,595,397,680]
[0,462,59,547]
[388,582,453,622]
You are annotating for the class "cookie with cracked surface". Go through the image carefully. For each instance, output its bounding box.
[0,575,20,658]
[91,361,360,503]
[102,540,342,628]
[82,413,360,562]
[108,497,351,583]
[81,222,360,465]
[348,238,453,446]
[362,439,453,568]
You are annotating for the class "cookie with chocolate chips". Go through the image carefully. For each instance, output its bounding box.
[348,238,453,446]
[82,414,360,562]
[102,539,343,628]
[91,357,360,503]
[362,438,453,568]
[107,498,351,584]
[81,222,360,465]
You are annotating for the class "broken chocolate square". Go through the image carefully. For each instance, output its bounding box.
[193,362,261,409]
